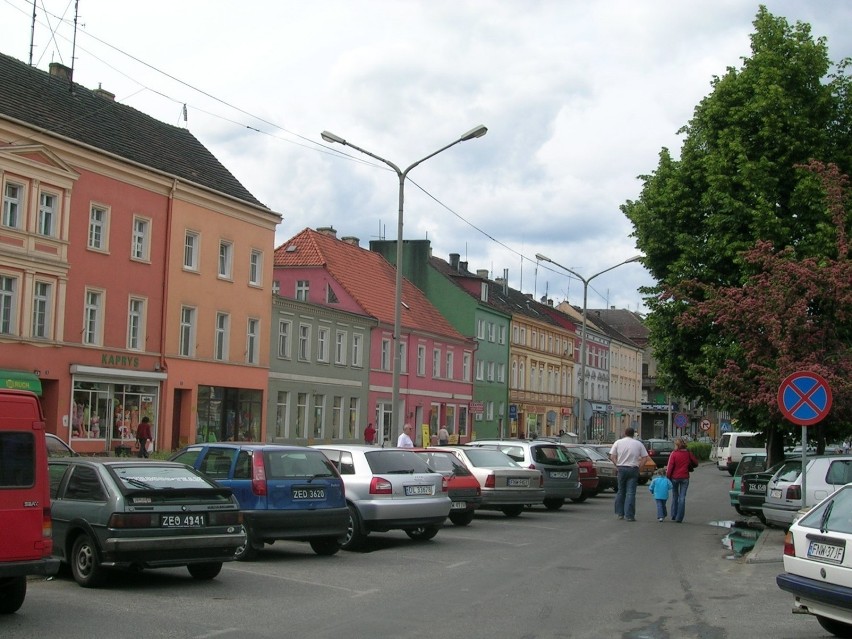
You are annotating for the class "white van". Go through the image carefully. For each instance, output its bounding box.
[715,431,765,475]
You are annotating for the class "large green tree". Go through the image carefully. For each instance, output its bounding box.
[621,7,852,443]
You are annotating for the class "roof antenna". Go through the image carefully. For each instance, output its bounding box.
[28,0,37,65]
[69,0,80,93]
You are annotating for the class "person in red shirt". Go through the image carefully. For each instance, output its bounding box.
[136,416,153,458]
[364,423,376,445]
[666,437,699,522]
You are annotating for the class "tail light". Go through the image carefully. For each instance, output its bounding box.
[40,507,54,556]
[209,511,243,526]
[539,473,544,488]
[786,485,801,500]
[740,482,747,495]
[109,513,158,528]
[783,531,796,556]
[441,476,449,493]
[579,466,589,474]
[251,453,267,496]
[485,474,496,488]
[528,463,536,470]
[370,477,393,494]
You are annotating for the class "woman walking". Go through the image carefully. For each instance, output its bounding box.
[666,437,699,523]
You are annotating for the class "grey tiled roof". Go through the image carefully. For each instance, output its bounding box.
[0,52,267,209]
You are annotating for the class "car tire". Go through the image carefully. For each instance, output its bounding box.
[449,511,475,526]
[501,505,524,517]
[71,533,106,588]
[310,537,341,556]
[405,526,440,541]
[817,614,852,637]
[571,494,588,503]
[187,562,222,580]
[0,576,26,614]
[340,504,367,551]
[234,529,259,561]
[734,505,744,515]
[543,497,564,511]
[638,478,648,485]
[757,511,767,524]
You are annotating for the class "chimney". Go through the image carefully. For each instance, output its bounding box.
[476,269,489,279]
[459,261,468,272]
[503,268,509,295]
[49,62,72,81]
[341,236,360,247]
[316,226,337,238]
[548,299,554,307]
[540,296,547,304]
[92,83,115,101]
[449,253,460,270]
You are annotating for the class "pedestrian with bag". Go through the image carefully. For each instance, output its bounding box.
[666,437,699,523]
[136,416,153,458]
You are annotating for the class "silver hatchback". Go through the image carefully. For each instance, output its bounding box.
[311,445,451,550]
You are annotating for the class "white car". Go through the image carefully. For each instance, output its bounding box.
[777,483,852,637]
[762,456,852,528]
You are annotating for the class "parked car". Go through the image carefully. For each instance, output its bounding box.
[560,446,600,501]
[762,456,852,529]
[729,453,767,514]
[311,445,450,550]
[589,444,656,485]
[777,483,852,637]
[739,459,788,523]
[437,446,544,517]
[48,458,245,587]
[465,439,581,509]
[644,439,676,468]
[715,431,765,475]
[46,433,78,457]
[566,444,616,493]
[412,449,482,526]
[170,443,349,559]
[0,390,59,613]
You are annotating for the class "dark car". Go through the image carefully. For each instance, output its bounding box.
[739,460,787,523]
[644,439,676,468]
[48,458,244,587]
[561,446,600,501]
[730,453,767,514]
[170,443,348,559]
[412,449,482,526]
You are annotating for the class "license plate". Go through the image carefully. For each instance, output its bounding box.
[771,489,782,499]
[161,514,205,528]
[292,487,326,499]
[507,478,529,487]
[748,483,766,493]
[405,485,434,496]
[808,540,845,563]
[451,501,467,510]
[550,471,568,478]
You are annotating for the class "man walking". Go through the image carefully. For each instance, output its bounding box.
[609,427,650,521]
[397,424,415,448]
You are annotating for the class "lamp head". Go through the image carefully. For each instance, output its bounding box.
[321,130,345,145]
[460,125,488,141]
[535,253,551,263]
[625,255,644,264]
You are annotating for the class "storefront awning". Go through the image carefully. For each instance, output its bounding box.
[0,370,42,395]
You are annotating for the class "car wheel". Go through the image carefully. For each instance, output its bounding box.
[187,562,222,580]
[757,511,767,525]
[340,504,368,551]
[571,494,589,503]
[543,498,564,511]
[0,576,26,614]
[501,505,524,517]
[234,529,259,561]
[449,511,475,526]
[637,478,648,485]
[817,614,852,637]
[310,537,341,556]
[71,533,106,588]
[734,505,744,515]
[405,526,440,541]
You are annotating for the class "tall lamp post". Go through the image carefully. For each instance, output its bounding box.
[321,125,487,444]
[535,253,643,442]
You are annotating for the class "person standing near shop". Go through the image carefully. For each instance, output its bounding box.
[437,424,450,446]
[609,427,650,522]
[397,424,415,448]
[666,437,699,523]
[364,422,376,445]
[136,416,153,458]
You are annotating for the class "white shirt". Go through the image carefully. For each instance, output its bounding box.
[397,432,414,448]
[609,436,649,467]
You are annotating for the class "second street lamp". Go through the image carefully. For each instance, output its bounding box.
[535,253,643,442]
[321,125,487,445]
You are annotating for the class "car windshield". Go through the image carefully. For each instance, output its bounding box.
[582,447,610,462]
[365,450,434,474]
[415,451,472,476]
[463,448,520,468]
[648,441,674,452]
[798,486,852,534]
[532,445,574,466]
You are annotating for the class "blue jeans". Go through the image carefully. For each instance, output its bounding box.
[655,498,668,519]
[671,478,690,522]
[615,466,639,519]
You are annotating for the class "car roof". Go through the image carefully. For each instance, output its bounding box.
[54,457,190,467]
[182,442,313,451]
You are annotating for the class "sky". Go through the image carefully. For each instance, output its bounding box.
[2,0,851,314]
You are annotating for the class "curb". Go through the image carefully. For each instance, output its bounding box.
[745,527,785,564]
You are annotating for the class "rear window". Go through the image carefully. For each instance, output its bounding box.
[648,441,675,452]
[463,448,519,468]
[110,464,216,490]
[774,460,803,482]
[0,432,35,487]
[532,445,574,466]
[737,456,767,475]
[415,451,472,476]
[365,450,434,474]
[799,486,852,534]
[264,450,338,479]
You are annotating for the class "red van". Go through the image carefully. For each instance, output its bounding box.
[0,390,59,614]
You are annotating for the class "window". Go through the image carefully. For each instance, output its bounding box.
[2,182,22,228]
[274,391,289,438]
[298,324,311,361]
[218,240,233,278]
[335,331,347,365]
[486,401,494,420]
[498,362,506,383]
[463,353,471,382]
[130,216,150,260]
[488,323,496,342]
[295,393,308,438]
[249,249,262,285]
[512,325,519,344]
[83,289,103,345]
[499,325,507,345]
[296,280,309,301]
[480,281,488,302]
[475,360,485,381]
[432,348,441,378]
[332,396,343,439]
[246,318,259,364]
[351,333,363,367]
[38,192,57,236]
[326,284,339,303]
[381,339,391,371]
[215,312,230,360]
[312,394,325,438]
[184,231,199,270]
[31,281,51,339]
[398,341,407,374]
[487,361,495,382]
[417,345,426,376]
[278,320,291,358]
[445,352,454,380]
[348,398,359,439]
[179,306,196,357]
[0,275,18,334]
[476,319,485,339]
[520,327,526,346]
[317,327,330,363]
[512,361,518,388]
[88,205,108,251]
[127,297,145,350]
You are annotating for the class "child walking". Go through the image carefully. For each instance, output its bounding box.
[649,468,673,522]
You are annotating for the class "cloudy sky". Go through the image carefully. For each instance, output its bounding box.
[3,0,851,313]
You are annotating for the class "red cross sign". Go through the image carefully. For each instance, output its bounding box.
[777,371,833,426]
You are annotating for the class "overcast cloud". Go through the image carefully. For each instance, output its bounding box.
[3,0,850,313]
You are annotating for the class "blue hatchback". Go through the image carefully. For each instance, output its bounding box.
[170,443,348,559]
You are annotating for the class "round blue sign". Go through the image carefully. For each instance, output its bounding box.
[777,371,833,426]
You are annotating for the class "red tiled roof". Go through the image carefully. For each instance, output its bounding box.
[274,229,467,341]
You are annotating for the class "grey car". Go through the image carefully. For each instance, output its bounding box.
[465,439,581,509]
[48,458,245,587]
[311,445,451,550]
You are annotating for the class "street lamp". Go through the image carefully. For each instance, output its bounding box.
[535,253,643,442]
[321,125,487,444]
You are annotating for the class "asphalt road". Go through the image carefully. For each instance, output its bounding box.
[1,462,836,639]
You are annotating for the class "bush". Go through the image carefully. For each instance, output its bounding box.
[688,442,712,461]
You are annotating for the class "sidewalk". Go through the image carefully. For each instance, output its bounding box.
[745,526,785,563]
